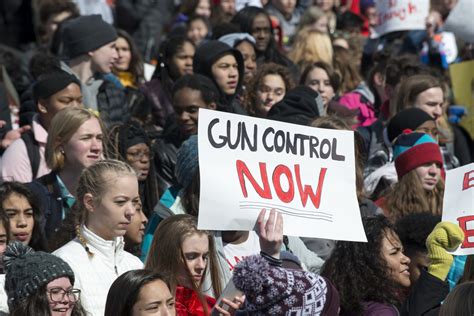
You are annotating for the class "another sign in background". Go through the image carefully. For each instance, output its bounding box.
[374,0,429,37]
[449,60,474,138]
[442,163,474,255]
[197,109,367,242]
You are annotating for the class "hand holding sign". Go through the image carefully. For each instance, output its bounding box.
[426,222,465,281]
[256,209,283,259]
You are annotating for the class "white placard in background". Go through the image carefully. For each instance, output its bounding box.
[375,0,429,37]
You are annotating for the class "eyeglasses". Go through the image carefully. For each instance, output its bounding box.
[127,150,152,161]
[47,288,81,303]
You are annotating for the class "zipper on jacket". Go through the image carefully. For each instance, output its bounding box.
[114,246,118,276]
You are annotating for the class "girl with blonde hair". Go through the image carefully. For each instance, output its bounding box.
[28,107,105,248]
[288,30,333,70]
[53,159,143,315]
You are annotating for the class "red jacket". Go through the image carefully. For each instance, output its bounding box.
[175,286,216,316]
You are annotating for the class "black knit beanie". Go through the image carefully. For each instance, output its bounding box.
[118,121,149,158]
[33,71,81,102]
[3,241,75,306]
[387,108,434,143]
[62,15,117,59]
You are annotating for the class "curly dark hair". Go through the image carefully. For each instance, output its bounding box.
[395,212,440,257]
[244,62,295,117]
[320,215,404,314]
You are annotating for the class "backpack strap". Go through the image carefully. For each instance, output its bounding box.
[21,130,40,179]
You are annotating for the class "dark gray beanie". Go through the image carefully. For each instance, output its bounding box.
[175,135,199,189]
[62,14,117,59]
[3,241,75,306]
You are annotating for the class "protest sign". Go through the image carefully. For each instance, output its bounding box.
[442,163,474,255]
[197,109,367,242]
[374,0,429,37]
[449,60,474,138]
[444,0,474,44]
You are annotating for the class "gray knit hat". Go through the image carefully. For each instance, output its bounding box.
[3,241,75,306]
[218,33,256,48]
[175,135,199,189]
[62,14,117,59]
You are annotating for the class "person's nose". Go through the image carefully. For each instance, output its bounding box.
[141,212,148,226]
[111,48,118,61]
[266,91,274,102]
[229,67,238,78]
[401,252,411,265]
[179,110,191,122]
[185,57,193,67]
[17,214,27,228]
[139,152,149,162]
[428,163,438,176]
[125,202,136,220]
[90,137,101,151]
[196,257,206,270]
[247,60,256,71]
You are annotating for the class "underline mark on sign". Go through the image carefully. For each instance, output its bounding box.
[239,201,333,221]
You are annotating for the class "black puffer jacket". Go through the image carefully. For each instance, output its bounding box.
[152,119,187,193]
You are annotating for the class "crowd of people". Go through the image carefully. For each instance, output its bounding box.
[0,0,473,315]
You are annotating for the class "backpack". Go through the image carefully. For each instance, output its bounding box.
[21,130,40,179]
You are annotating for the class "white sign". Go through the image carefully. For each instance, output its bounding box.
[375,0,429,37]
[442,163,474,255]
[444,0,474,43]
[197,109,367,242]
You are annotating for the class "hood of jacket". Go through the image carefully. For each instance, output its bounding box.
[267,86,323,126]
[193,40,245,112]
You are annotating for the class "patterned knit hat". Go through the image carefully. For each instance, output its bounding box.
[175,135,199,189]
[393,131,443,179]
[3,241,75,306]
[233,255,340,315]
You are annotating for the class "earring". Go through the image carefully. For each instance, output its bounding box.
[60,148,65,154]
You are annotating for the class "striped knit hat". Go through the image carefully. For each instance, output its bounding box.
[393,131,443,179]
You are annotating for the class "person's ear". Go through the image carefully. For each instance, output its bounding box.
[37,99,48,114]
[83,193,96,213]
[207,102,217,110]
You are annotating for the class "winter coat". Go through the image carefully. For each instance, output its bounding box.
[140,77,174,132]
[53,225,143,316]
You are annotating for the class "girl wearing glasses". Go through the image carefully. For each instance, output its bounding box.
[53,160,144,315]
[108,121,158,219]
[3,241,86,316]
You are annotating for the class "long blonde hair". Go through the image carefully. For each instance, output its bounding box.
[288,29,333,69]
